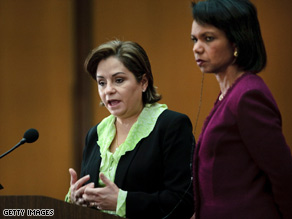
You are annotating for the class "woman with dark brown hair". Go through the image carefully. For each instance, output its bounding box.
[65,40,195,219]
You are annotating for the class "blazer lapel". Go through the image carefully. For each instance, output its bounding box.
[114,142,142,188]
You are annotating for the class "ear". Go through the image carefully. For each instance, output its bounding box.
[141,74,148,92]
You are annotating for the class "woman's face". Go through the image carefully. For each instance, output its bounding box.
[191,20,235,74]
[96,56,148,120]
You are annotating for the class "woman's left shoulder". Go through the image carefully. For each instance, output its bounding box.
[160,109,190,119]
[235,73,268,92]
[157,109,192,126]
[229,73,274,102]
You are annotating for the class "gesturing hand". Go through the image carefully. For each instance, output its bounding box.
[83,173,119,211]
[69,168,94,207]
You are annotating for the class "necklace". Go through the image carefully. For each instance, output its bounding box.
[218,71,245,102]
[219,93,224,101]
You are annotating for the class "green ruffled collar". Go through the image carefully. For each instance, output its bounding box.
[97,103,167,159]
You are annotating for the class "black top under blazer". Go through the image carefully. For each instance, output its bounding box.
[80,109,195,219]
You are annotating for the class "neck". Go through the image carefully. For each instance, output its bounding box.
[215,68,245,96]
[116,117,137,133]
[115,108,143,134]
[112,112,141,152]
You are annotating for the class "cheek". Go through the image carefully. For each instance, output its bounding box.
[98,89,104,99]
[125,87,142,102]
[210,45,233,62]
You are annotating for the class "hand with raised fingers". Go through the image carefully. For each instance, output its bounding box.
[83,173,119,211]
[69,168,94,207]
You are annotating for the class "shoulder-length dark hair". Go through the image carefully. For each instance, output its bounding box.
[85,40,161,104]
[192,0,267,73]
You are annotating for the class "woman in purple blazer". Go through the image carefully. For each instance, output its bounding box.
[190,0,292,218]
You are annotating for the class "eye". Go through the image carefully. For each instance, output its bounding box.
[205,36,214,42]
[98,80,106,86]
[115,78,124,84]
[191,36,197,43]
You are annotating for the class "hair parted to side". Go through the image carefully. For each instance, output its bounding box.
[85,40,162,105]
[191,0,267,74]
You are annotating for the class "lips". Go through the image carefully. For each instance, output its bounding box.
[108,99,120,107]
[196,59,205,67]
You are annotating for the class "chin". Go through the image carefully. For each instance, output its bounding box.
[201,69,214,74]
[111,110,124,118]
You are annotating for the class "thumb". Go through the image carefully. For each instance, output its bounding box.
[69,168,77,186]
[99,173,112,186]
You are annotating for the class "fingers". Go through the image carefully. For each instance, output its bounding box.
[69,168,77,186]
[99,173,119,194]
[83,187,103,210]
[69,168,90,189]
[85,182,95,189]
[83,182,95,197]
[69,172,119,211]
[88,201,102,210]
[83,186,99,202]
[74,174,90,190]
[71,180,91,206]
[83,174,119,211]
[68,169,91,206]
[99,173,112,186]
[72,175,90,199]
[75,196,87,206]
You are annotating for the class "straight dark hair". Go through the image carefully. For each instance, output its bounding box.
[192,0,267,73]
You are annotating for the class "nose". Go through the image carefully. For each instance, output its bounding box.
[193,41,203,55]
[104,82,116,94]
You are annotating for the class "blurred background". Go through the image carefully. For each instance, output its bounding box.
[1,0,291,200]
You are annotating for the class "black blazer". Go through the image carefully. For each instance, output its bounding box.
[80,109,195,219]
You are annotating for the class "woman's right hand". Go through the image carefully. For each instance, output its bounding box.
[69,168,94,206]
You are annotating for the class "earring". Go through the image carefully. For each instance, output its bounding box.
[234,50,238,57]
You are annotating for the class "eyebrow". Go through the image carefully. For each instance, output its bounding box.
[96,72,125,79]
[192,31,215,38]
